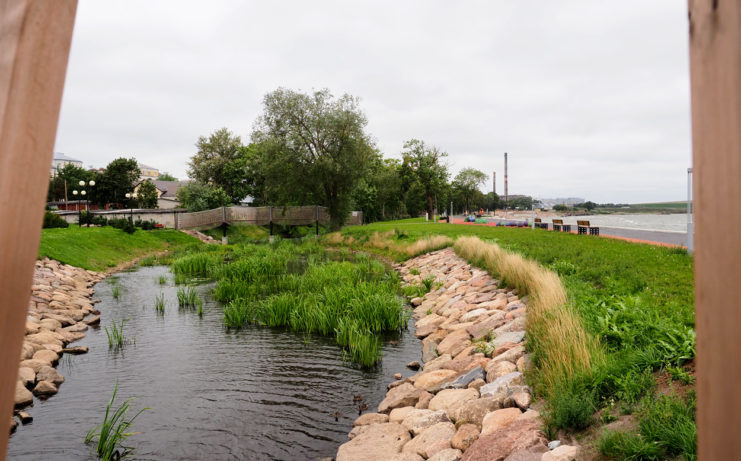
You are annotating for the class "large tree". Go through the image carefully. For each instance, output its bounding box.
[401,139,449,218]
[137,180,159,209]
[95,158,141,208]
[176,182,231,212]
[251,88,375,229]
[48,163,96,202]
[187,128,250,203]
[452,168,488,213]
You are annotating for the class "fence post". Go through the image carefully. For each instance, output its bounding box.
[269,206,274,243]
[688,1,741,458]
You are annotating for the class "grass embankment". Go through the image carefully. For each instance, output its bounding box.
[329,221,695,459]
[39,227,199,271]
[169,241,410,367]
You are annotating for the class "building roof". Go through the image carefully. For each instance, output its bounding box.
[135,179,189,198]
[53,152,82,163]
[138,163,160,172]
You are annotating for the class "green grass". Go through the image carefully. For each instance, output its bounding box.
[85,381,148,461]
[170,240,409,367]
[176,286,199,308]
[39,227,200,271]
[111,285,122,301]
[104,319,127,349]
[154,293,166,313]
[336,220,694,455]
[157,275,167,285]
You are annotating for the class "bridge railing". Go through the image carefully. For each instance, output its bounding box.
[175,206,363,230]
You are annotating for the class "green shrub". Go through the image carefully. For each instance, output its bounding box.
[43,211,69,228]
[546,382,596,431]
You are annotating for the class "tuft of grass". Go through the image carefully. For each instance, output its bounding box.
[157,275,167,285]
[154,293,166,313]
[85,381,148,461]
[197,298,203,317]
[176,286,199,308]
[105,320,127,349]
[599,430,662,460]
[111,285,122,301]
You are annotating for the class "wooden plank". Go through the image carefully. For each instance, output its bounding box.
[0,0,77,455]
[688,0,741,459]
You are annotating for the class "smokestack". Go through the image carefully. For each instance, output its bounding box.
[504,152,508,205]
[493,171,496,195]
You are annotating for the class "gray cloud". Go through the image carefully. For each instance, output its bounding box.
[55,0,691,203]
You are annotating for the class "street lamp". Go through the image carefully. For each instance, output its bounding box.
[75,180,95,226]
[125,192,138,223]
[72,189,80,226]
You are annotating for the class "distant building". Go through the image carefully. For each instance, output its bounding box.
[138,163,160,181]
[134,179,188,209]
[50,152,83,176]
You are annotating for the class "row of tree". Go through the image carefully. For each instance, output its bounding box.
[181,88,504,229]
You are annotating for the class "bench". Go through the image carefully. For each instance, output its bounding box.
[552,219,571,232]
[534,218,548,229]
[577,220,599,235]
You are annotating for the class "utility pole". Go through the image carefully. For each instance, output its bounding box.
[504,152,509,217]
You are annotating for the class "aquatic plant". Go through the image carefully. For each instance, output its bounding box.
[154,293,166,313]
[105,320,127,349]
[111,285,121,300]
[223,300,251,328]
[197,298,204,317]
[157,275,167,285]
[85,381,148,461]
[176,286,199,308]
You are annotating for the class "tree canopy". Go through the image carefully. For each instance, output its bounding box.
[401,139,449,218]
[95,158,140,208]
[136,180,159,209]
[176,182,231,212]
[452,168,487,213]
[187,128,250,203]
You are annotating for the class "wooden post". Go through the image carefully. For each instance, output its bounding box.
[0,0,77,456]
[688,1,741,459]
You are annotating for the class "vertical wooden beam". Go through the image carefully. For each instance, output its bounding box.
[0,0,77,456]
[688,1,741,459]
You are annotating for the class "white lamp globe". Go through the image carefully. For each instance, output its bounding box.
[78,180,85,187]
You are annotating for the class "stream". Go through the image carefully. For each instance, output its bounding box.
[8,265,419,460]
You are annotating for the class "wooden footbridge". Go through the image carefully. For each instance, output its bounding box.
[176,205,362,230]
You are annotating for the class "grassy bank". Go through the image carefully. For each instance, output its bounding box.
[169,241,409,366]
[39,227,199,271]
[330,221,695,459]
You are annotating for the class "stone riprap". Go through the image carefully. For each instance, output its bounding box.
[10,258,104,433]
[336,248,579,461]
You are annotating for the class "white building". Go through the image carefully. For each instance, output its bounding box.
[138,163,160,181]
[50,152,83,176]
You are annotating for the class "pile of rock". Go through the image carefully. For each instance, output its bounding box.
[11,258,104,433]
[336,248,578,461]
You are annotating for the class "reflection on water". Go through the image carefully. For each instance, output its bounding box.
[9,266,419,461]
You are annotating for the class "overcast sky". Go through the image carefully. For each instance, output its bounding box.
[54,1,691,203]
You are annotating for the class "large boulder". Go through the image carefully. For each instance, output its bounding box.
[487,361,518,381]
[401,409,450,436]
[416,314,446,338]
[25,331,63,348]
[336,423,411,461]
[437,330,472,357]
[481,408,523,435]
[467,313,507,340]
[32,349,59,365]
[450,396,505,427]
[541,445,579,461]
[480,372,525,397]
[414,369,459,392]
[18,367,35,388]
[379,383,424,413]
[33,380,58,397]
[388,453,424,461]
[489,345,526,366]
[441,366,485,389]
[390,406,418,423]
[19,359,51,373]
[492,331,526,350]
[452,423,480,451]
[15,381,33,408]
[36,366,65,385]
[428,448,464,461]
[424,354,453,372]
[461,419,547,461]
[403,422,456,458]
[415,391,434,409]
[422,336,440,363]
[353,413,388,426]
[428,388,479,415]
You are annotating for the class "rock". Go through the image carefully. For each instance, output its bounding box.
[388,453,424,461]
[452,423,480,451]
[62,346,88,354]
[414,369,459,392]
[403,422,456,458]
[428,448,463,461]
[482,408,523,435]
[480,372,525,397]
[415,391,434,409]
[390,406,417,424]
[411,297,424,306]
[451,396,505,427]
[424,354,453,372]
[429,388,479,415]
[467,378,486,391]
[467,312,507,340]
[33,380,58,397]
[513,392,532,410]
[393,373,403,380]
[461,419,547,461]
[496,317,527,334]
[38,318,62,331]
[516,355,532,373]
[57,330,86,344]
[492,331,526,350]
[353,413,388,426]
[18,367,35,388]
[18,411,33,424]
[461,308,489,322]
[504,447,549,461]
[437,330,472,357]
[422,336,440,363]
[490,345,527,365]
[25,331,63,348]
[19,359,51,373]
[19,343,35,360]
[40,313,74,327]
[389,379,407,390]
[32,349,59,365]
[487,361,518,382]
[9,417,17,434]
[441,366,485,389]
[15,381,33,408]
[407,360,421,370]
[44,343,63,354]
[541,445,579,461]
[347,425,369,440]
[336,423,411,461]
[64,322,88,333]
[518,410,541,422]
[36,366,65,385]
[401,409,450,435]
[85,315,101,325]
[379,383,424,413]
[416,314,446,338]
[547,441,561,450]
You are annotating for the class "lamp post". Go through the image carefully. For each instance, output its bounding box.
[74,180,95,226]
[72,189,80,227]
[125,192,137,223]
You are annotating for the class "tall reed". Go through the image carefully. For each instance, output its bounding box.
[154,293,166,313]
[85,381,148,461]
[105,320,127,349]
